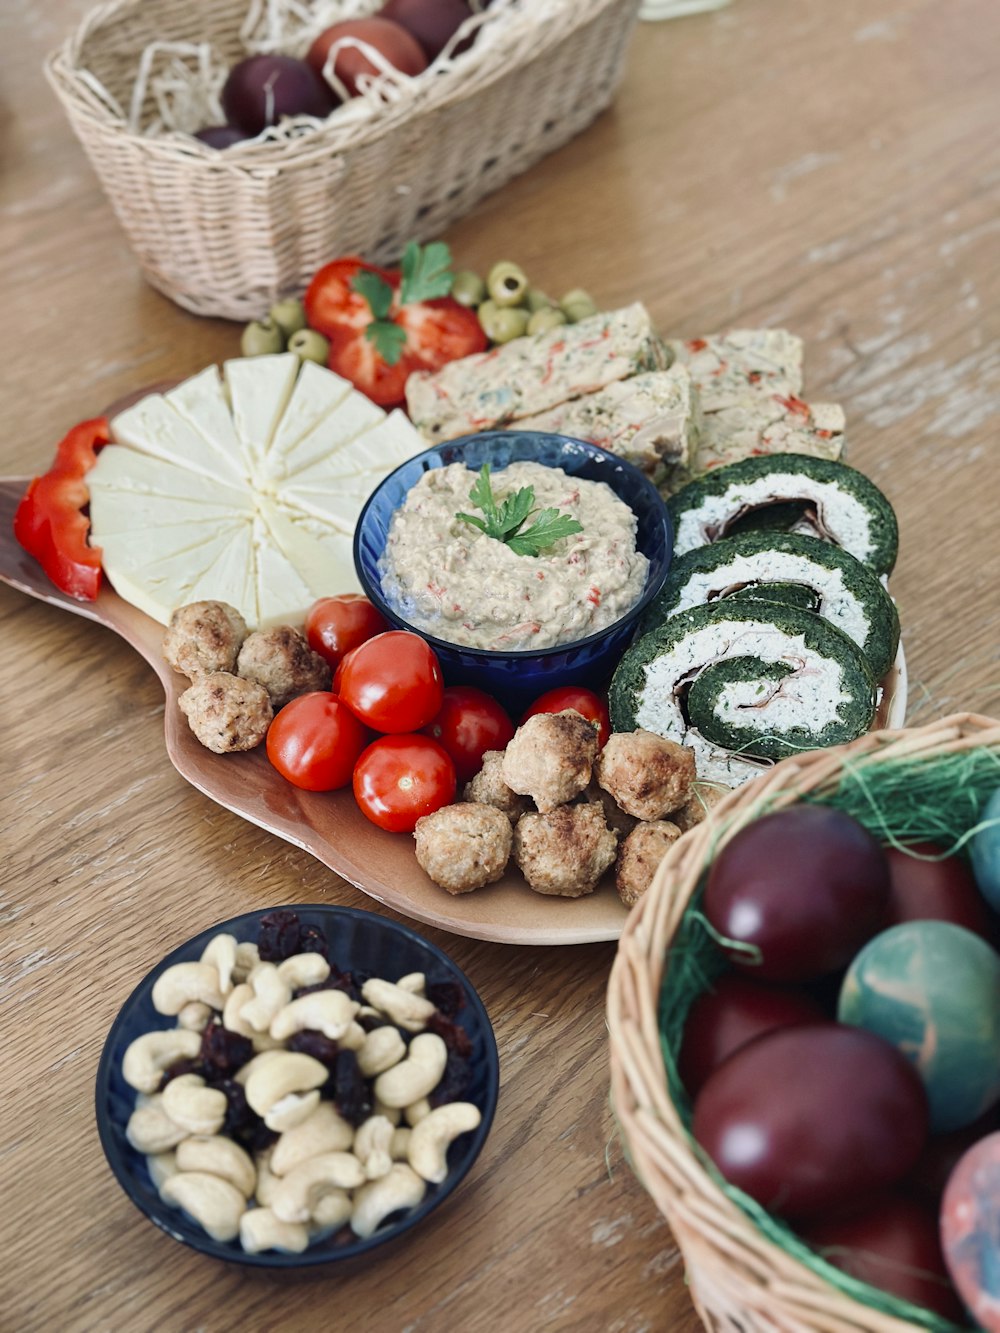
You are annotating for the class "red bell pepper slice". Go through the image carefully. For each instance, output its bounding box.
[14,416,110,601]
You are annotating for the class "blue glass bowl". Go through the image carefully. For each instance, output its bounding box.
[353,431,672,713]
[95,904,499,1269]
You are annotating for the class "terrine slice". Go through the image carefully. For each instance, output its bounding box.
[666,328,804,412]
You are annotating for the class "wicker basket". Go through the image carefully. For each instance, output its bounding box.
[46,0,642,320]
[607,713,1000,1333]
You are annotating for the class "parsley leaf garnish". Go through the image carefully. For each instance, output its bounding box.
[350,240,454,366]
[456,464,583,557]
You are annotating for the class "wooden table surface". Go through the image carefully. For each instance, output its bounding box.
[2,1,998,1329]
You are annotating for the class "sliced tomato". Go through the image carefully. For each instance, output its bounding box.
[353,734,456,833]
[521,686,612,749]
[14,417,110,600]
[304,255,487,408]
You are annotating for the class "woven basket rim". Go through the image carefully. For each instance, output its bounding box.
[608,711,1000,1333]
[45,0,633,168]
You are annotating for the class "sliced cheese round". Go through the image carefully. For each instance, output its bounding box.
[87,355,424,628]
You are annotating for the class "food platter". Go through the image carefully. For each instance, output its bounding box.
[0,474,908,945]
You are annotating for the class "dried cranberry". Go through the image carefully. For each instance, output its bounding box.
[426,1011,472,1058]
[288,1029,340,1067]
[251,1121,279,1154]
[426,980,465,1017]
[257,909,302,961]
[200,1021,253,1078]
[215,1078,258,1141]
[297,923,329,958]
[158,1056,202,1089]
[429,1050,471,1108]
[333,1051,372,1126]
[294,963,356,1001]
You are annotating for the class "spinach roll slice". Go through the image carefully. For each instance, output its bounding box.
[610,601,878,788]
[640,531,900,681]
[667,453,899,578]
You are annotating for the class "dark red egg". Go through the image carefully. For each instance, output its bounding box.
[909,1103,1000,1204]
[678,974,826,1098]
[703,805,890,982]
[692,1023,929,1220]
[193,124,253,148]
[801,1195,965,1322]
[884,841,997,941]
[307,18,428,97]
[380,0,474,62]
[221,55,337,135]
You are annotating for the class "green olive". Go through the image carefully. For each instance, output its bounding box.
[241,317,285,357]
[450,269,486,308]
[560,288,599,323]
[527,306,567,336]
[486,260,529,308]
[525,287,555,313]
[287,328,331,365]
[268,297,307,339]
[479,303,529,344]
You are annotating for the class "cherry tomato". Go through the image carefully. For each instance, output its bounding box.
[338,631,443,733]
[521,686,611,749]
[305,594,389,670]
[265,692,369,792]
[421,686,514,782]
[332,648,354,694]
[353,734,456,833]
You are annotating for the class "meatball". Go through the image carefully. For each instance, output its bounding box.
[236,626,331,709]
[512,801,617,898]
[502,710,597,813]
[463,750,531,824]
[616,820,683,908]
[595,729,695,821]
[414,802,513,894]
[672,783,726,833]
[163,601,248,678]
[178,672,273,753]
[578,780,638,839]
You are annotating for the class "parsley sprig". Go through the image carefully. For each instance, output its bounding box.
[351,240,455,365]
[456,464,584,558]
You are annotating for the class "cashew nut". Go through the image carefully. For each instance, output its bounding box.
[177,1001,213,1033]
[270,1103,354,1176]
[373,1033,447,1109]
[396,972,426,995]
[404,1098,432,1127]
[147,1151,180,1194]
[373,1097,402,1127]
[160,1171,246,1242]
[390,1127,411,1161]
[276,953,330,990]
[407,1102,482,1183]
[357,1026,407,1078]
[176,1136,256,1198]
[234,1049,286,1086]
[269,990,358,1042]
[255,1149,280,1207]
[223,984,281,1051]
[240,1207,310,1255]
[122,1029,202,1094]
[161,1074,228,1137]
[340,1021,366,1052]
[126,1095,188,1154]
[350,1164,426,1239]
[232,941,260,984]
[270,1152,367,1225]
[240,963,292,1033]
[311,1190,353,1232]
[200,933,238,998]
[353,1115,395,1181]
[244,1051,328,1133]
[362,978,436,1033]
[151,962,226,1017]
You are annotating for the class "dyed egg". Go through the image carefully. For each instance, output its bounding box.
[884,841,997,943]
[801,1194,965,1322]
[839,920,1000,1132]
[972,786,1000,912]
[692,1023,929,1220]
[941,1131,1000,1331]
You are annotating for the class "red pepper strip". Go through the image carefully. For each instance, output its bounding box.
[13,416,110,601]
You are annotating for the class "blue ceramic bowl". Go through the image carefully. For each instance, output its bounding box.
[95,904,499,1269]
[353,432,672,712]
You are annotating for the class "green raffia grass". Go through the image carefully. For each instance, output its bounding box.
[659,745,1000,1333]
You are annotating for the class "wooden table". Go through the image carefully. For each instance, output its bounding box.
[2,1,998,1329]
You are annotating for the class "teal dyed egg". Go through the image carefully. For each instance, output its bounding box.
[972,786,1000,912]
[838,920,1000,1133]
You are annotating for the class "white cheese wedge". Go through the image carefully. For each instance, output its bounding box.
[89,356,424,628]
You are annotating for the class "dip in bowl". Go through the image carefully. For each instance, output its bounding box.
[354,433,672,711]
